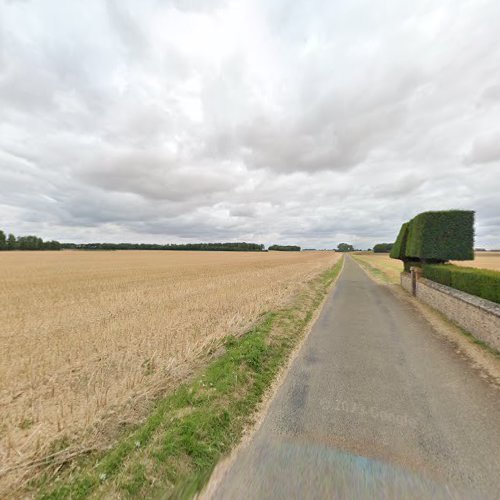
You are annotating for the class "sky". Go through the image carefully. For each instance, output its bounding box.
[1,0,500,249]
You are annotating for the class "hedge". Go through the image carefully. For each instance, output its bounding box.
[405,210,474,261]
[423,264,500,304]
[390,223,409,260]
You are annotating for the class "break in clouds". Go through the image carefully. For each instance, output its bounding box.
[1,0,500,248]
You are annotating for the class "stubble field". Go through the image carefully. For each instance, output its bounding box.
[0,249,339,488]
[453,251,500,271]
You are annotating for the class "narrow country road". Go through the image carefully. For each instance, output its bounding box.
[207,256,500,499]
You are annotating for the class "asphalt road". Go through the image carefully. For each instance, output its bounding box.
[207,256,500,499]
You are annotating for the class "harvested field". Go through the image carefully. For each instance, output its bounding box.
[0,250,339,489]
[453,251,500,271]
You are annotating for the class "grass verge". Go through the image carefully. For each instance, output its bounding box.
[351,254,394,283]
[33,257,343,499]
[422,307,500,359]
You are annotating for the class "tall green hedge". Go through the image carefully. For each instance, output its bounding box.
[390,222,409,260]
[405,210,474,261]
[423,264,500,304]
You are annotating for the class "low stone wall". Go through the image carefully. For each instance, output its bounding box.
[400,272,500,351]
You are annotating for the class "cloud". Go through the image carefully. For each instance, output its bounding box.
[465,131,500,165]
[0,0,499,248]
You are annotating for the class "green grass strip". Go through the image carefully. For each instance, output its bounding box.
[36,257,343,499]
[351,255,393,283]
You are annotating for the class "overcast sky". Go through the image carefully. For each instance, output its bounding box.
[1,0,499,248]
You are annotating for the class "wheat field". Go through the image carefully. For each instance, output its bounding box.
[453,251,500,271]
[0,249,339,484]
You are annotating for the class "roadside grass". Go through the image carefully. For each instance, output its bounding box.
[351,254,398,284]
[458,326,500,358]
[33,257,344,499]
[425,308,500,359]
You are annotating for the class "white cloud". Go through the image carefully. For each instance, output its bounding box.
[0,0,499,248]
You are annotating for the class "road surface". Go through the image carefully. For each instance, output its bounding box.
[207,256,500,499]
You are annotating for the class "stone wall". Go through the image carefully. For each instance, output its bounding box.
[400,272,500,351]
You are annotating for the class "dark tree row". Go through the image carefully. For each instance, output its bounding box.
[268,245,301,251]
[0,230,304,253]
[61,242,266,252]
[0,230,62,250]
[373,243,394,253]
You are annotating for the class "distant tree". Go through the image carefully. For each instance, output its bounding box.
[373,243,394,253]
[44,240,62,250]
[59,242,264,252]
[7,233,17,250]
[18,235,44,250]
[336,243,354,252]
[1,232,61,251]
[268,245,301,251]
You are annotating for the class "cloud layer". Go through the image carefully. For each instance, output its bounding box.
[1,0,499,248]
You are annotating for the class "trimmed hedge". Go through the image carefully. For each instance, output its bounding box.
[390,222,409,260]
[405,210,474,261]
[423,264,500,304]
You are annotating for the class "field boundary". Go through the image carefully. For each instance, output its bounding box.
[31,257,344,499]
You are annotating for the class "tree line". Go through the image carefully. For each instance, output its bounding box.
[0,230,62,251]
[373,243,393,253]
[0,229,306,253]
[268,245,301,251]
[61,242,266,252]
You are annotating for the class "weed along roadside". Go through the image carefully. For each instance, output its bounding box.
[34,257,344,499]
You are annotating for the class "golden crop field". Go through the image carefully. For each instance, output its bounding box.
[0,249,339,486]
[453,251,500,271]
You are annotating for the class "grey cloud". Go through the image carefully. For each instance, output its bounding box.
[465,131,500,165]
[78,149,242,202]
[478,83,500,105]
[0,0,500,248]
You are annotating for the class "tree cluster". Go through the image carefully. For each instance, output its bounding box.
[335,243,355,252]
[0,230,61,251]
[61,242,265,252]
[268,245,301,251]
[373,243,394,253]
